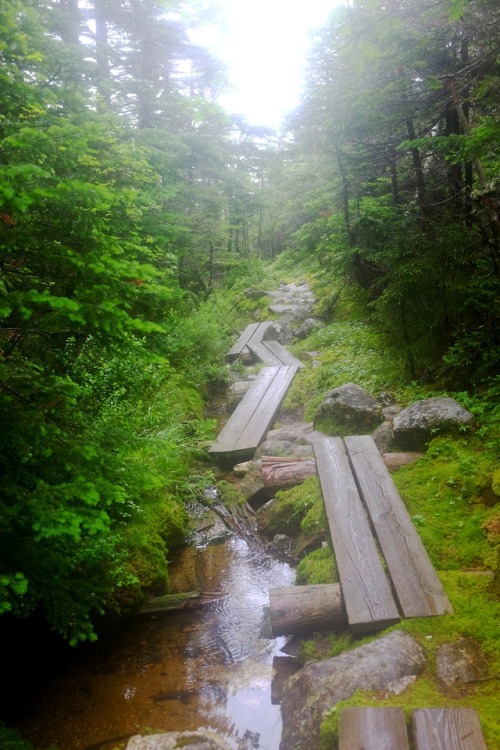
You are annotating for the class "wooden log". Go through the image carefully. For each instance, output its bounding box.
[413,708,488,750]
[345,435,453,618]
[261,456,317,488]
[339,707,410,750]
[313,437,400,633]
[269,583,347,636]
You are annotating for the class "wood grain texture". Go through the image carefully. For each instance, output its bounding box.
[269,583,346,636]
[339,707,410,750]
[413,708,488,750]
[225,321,274,361]
[313,437,400,632]
[345,435,453,617]
[260,339,304,367]
[225,322,260,361]
[261,456,317,488]
[246,340,284,366]
[209,366,298,460]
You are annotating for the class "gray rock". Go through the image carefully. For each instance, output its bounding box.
[313,382,383,435]
[372,420,394,453]
[436,637,489,688]
[393,397,474,449]
[263,320,293,344]
[294,318,325,340]
[266,422,326,444]
[254,439,314,459]
[126,732,233,750]
[280,630,425,750]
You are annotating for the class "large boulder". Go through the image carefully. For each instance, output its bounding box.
[280,630,425,750]
[313,383,383,435]
[126,733,233,750]
[393,397,474,449]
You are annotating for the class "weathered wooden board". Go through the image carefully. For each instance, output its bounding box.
[261,339,304,367]
[225,322,260,362]
[246,340,283,366]
[345,435,453,618]
[269,583,346,636]
[313,437,400,632]
[339,707,410,750]
[225,321,274,362]
[209,366,298,460]
[413,708,488,750]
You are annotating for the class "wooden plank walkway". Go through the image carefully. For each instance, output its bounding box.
[225,321,273,362]
[339,707,410,750]
[345,435,453,617]
[339,708,488,749]
[313,437,400,633]
[249,338,304,367]
[225,321,303,367]
[413,709,488,750]
[209,366,298,461]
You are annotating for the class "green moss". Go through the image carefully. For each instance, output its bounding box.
[216,479,246,508]
[301,493,329,537]
[265,477,323,536]
[392,437,498,571]
[296,545,338,585]
[299,632,354,664]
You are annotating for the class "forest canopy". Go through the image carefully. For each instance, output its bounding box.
[1,0,499,645]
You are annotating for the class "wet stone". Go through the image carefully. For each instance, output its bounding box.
[436,637,490,688]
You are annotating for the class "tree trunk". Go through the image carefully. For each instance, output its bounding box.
[94,0,112,106]
[269,583,347,636]
[261,456,317,488]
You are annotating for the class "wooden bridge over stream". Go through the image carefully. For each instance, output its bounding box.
[208,319,488,750]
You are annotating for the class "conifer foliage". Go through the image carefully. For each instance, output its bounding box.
[284,0,500,382]
[0,0,263,643]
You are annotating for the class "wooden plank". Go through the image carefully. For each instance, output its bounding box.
[413,709,488,750]
[313,437,400,632]
[249,320,274,342]
[233,365,297,452]
[339,707,410,750]
[269,583,346,636]
[260,339,304,367]
[209,366,298,460]
[226,322,260,361]
[345,435,453,618]
[246,340,284,366]
[209,367,278,453]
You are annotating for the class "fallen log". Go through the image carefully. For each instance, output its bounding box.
[261,456,317,488]
[269,583,347,636]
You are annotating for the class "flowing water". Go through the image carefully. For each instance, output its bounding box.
[18,534,296,750]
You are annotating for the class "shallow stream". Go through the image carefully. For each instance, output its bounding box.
[19,534,296,750]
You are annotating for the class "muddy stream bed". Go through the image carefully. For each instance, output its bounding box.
[17,531,297,750]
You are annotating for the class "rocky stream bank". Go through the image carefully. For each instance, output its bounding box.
[128,282,488,750]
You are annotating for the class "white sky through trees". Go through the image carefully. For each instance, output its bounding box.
[189,0,344,131]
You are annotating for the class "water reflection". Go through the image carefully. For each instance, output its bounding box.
[20,536,295,750]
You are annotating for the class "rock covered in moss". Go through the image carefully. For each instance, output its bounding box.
[280,630,425,750]
[393,397,474,449]
[313,382,383,435]
[436,637,489,688]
